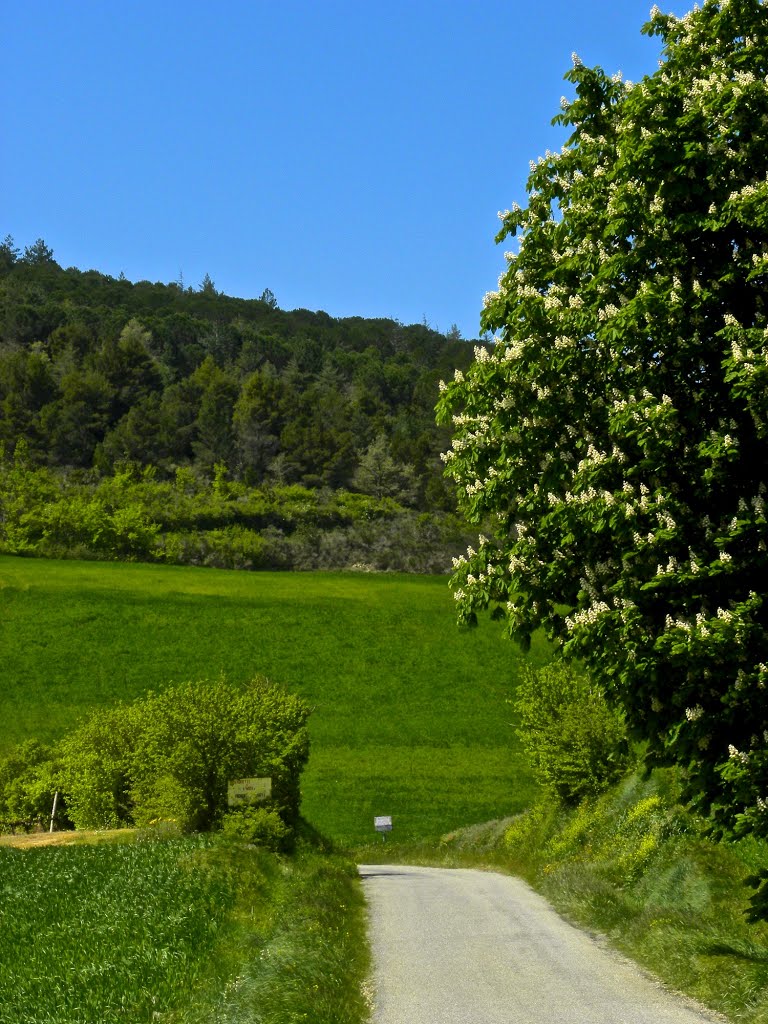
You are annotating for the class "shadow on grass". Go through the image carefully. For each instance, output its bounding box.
[701,940,768,963]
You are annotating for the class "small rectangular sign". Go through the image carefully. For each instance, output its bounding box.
[227,777,272,807]
[374,815,393,832]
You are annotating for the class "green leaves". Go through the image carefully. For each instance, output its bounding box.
[513,662,630,803]
[56,677,310,837]
[441,0,768,875]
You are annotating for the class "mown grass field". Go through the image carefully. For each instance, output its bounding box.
[0,554,546,845]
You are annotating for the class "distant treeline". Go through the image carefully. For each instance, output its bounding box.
[0,446,474,572]
[0,235,478,511]
[0,236,481,571]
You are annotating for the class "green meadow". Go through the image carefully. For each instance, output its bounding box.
[0,554,546,846]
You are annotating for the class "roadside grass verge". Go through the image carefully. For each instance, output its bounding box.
[0,828,369,1024]
[418,769,768,1024]
[181,834,371,1024]
[0,554,546,844]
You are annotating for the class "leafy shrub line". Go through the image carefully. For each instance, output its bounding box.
[0,676,310,851]
[513,661,631,804]
[0,446,476,572]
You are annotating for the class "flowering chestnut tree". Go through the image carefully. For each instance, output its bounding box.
[437,0,768,843]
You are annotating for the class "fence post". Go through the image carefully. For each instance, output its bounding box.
[49,791,59,833]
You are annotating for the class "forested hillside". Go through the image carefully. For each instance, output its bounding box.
[0,236,478,570]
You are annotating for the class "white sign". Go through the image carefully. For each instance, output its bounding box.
[374,815,393,832]
[227,777,272,807]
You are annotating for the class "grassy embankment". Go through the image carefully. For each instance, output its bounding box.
[0,553,545,1022]
[396,768,768,1024]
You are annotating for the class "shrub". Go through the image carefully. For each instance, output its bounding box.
[0,740,59,833]
[58,704,139,829]
[155,525,271,569]
[38,495,159,559]
[514,662,630,803]
[221,806,291,851]
[131,774,204,833]
[58,676,310,836]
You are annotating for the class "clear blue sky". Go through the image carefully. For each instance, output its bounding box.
[4,1,692,340]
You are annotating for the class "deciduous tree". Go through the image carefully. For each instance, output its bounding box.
[437,1,768,849]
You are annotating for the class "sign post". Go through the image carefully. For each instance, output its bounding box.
[374,815,392,842]
[227,777,272,808]
[49,791,59,833]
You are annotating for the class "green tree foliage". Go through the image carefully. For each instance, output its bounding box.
[233,366,291,483]
[0,346,56,452]
[22,238,55,266]
[94,395,170,472]
[352,433,418,504]
[57,677,310,836]
[437,1,768,845]
[0,740,58,832]
[38,494,160,558]
[190,357,239,470]
[58,704,138,829]
[0,236,473,504]
[0,439,58,552]
[41,366,113,466]
[513,663,630,803]
[199,272,217,295]
[0,235,19,273]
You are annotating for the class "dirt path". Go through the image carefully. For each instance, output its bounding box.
[0,829,130,849]
[359,864,725,1024]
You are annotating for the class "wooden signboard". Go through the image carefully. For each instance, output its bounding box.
[227,777,272,807]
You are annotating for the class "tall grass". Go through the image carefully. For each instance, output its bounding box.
[0,554,545,844]
[0,833,370,1024]
[0,836,233,1023]
[179,839,371,1024]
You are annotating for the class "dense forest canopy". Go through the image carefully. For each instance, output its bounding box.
[0,234,477,510]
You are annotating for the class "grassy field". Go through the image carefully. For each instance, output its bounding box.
[0,554,546,845]
[0,553,543,1021]
[0,831,370,1024]
[0,834,231,1023]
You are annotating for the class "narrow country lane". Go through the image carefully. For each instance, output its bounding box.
[358,865,725,1024]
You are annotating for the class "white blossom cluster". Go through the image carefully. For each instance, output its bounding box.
[729,744,750,765]
[435,0,768,840]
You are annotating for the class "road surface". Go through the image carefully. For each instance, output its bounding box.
[358,864,724,1024]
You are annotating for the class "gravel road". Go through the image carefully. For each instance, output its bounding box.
[358,864,725,1024]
